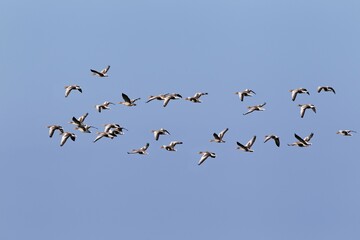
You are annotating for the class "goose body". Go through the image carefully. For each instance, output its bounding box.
[161,141,183,151]
[198,151,216,165]
[95,101,114,112]
[243,102,266,115]
[128,143,150,155]
[298,104,316,118]
[288,133,313,147]
[264,134,280,147]
[185,92,208,103]
[336,130,357,136]
[118,93,141,106]
[47,125,64,138]
[318,86,336,94]
[90,65,110,77]
[64,85,82,97]
[152,128,170,141]
[236,136,256,152]
[60,132,76,146]
[235,89,256,101]
[210,128,229,143]
[290,88,310,101]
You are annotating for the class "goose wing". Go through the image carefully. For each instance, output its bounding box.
[122,93,131,103]
[219,128,229,138]
[246,135,256,148]
[101,65,110,74]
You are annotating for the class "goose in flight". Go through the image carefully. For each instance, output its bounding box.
[65,85,82,97]
[118,93,141,107]
[162,93,182,107]
[264,134,280,147]
[160,141,183,151]
[317,86,336,94]
[290,88,310,101]
[198,151,216,165]
[146,93,169,103]
[288,133,313,147]
[95,101,114,112]
[127,143,150,155]
[75,124,98,133]
[298,104,316,118]
[236,136,256,152]
[152,128,170,141]
[243,102,266,115]
[103,123,128,133]
[336,130,357,136]
[235,89,256,101]
[90,65,110,77]
[60,132,76,146]
[47,125,64,138]
[210,128,229,143]
[93,131,117,143]
[185,92,208,103]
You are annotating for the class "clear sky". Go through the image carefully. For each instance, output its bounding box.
[1,0,360,239]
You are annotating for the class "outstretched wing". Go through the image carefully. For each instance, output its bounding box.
[122,93,131,103]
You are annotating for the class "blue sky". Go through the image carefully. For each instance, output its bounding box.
[1,0,360,239]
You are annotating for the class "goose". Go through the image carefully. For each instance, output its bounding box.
[64,85,82,97]
[287,133,313,147]
[185,92,208,103]
[160,141,183,151]
[90,65,110,77]
[152,128,170,141]
[198,151,216,165]
[318,86,336,94]
[93,131,117,143]
[264,134,280,147]
[118,93,141,106]
[75,124,98,133]
[60,132,76,146]
[69,113,89,126]
[236,136,256,152]
[127,143,150,155]
[103,123,128,133]
[47,125,64,138]
[162,93,182,107]
[243,102,266,115]
[95,101,114,113]
[235,89,256,101]
[298,104,316,118]
[146,93,169,103]
[290,88,310,101]
[210,128,229,143]
[336,130,357,136]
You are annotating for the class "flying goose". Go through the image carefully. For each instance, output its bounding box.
[162,93,182,107]
[336,130,357,136]
[298,104,316,118]
[290,88,310,101]
[264,135,280,147]
[210,128,229,143]
[103,123,128,133]
[64,85,82,97]
[235,89,256,101]
[236,136,256,152]
[95,101,114,113]
[185,92,208,103]
[118,93,141,106]
[160,141,183,151]
[75,124,98,133]
[93,131,117,143]
[318,86,336,94]
[287,133,313,147]
[198,151,216,165]
[152,128,170,141]
[243,102,266,115]
[47,125,64,138]
[60,132,76,146]
[146,93,169,103]
[90,65,110,77]
[127,143,150,155]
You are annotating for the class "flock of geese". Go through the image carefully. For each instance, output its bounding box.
[48,66,356,165]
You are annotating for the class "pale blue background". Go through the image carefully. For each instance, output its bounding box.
[1,0,360,239]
